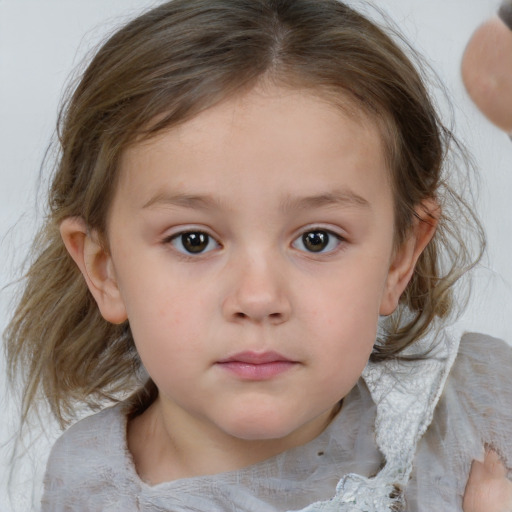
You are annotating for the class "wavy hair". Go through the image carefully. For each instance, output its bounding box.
[5,0,484,427]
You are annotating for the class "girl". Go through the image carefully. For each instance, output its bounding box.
[4,0,512,510]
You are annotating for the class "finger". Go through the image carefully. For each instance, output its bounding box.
[483,450,509,479]
[463,452,512,512]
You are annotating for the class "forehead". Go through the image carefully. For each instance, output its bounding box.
[115,85,391,209]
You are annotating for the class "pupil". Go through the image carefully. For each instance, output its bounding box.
[303,231,328,252]
[183,232,208,253]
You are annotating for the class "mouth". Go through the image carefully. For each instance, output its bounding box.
[216,351,298,380]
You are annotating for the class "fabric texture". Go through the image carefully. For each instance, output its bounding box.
[41,333,512,512]
[298,327,460,511]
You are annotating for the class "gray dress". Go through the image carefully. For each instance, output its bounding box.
[41,333,512,511]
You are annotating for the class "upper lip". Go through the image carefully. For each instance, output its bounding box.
[217,351,294,364]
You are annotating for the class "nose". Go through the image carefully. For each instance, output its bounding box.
[222,250,292,325]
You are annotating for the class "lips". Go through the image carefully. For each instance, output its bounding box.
[216,351,298,380]
[218,351,292,365]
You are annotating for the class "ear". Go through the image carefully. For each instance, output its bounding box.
[60,217,128,324]
[379,199,439,316]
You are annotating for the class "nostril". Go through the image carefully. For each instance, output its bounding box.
[232,311,283,321]
[269,312,286,324]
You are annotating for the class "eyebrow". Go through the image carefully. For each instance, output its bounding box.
[280,190,371,212]
[143,193,223,210]
[142,189,371,212]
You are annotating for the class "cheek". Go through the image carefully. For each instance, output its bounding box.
[299,258,389,373]
[306,260,388,329]
[318,305,377,365]
[126,293,208,394]
[115,269,211,367]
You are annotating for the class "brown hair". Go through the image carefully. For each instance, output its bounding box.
[5,0,484,427]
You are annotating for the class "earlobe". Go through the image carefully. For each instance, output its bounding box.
[379,200,439,316]
[60,217,128,324]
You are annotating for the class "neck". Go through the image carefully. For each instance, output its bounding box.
[127,395,338,485]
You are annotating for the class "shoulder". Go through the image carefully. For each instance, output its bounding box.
[449,333,512,463]
[449,332,512,421]
[45,403,125,467]
[408,333,512,510]
[41,403,139,510]
[454,331,512,370]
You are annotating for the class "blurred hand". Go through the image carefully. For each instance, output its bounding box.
[461,16,512,134]
[463,450,512,512]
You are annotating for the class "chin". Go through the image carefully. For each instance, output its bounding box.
[220,413,300,442]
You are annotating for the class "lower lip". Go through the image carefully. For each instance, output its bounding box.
[217,361,296,380]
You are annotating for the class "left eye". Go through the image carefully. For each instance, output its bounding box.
[169,231,219,254]
[292,229,342,253]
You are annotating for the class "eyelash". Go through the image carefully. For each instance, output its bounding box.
[165,230,220,256]
[292,228,344,254]
[163,227,345,257]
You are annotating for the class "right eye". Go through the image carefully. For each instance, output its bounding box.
[168,231,219,255]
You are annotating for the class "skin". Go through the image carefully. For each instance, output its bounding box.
[464,450,512,512]
[461,15,512,133]
[60,85,436,485]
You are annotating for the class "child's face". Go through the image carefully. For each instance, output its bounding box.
[86,86,424,446]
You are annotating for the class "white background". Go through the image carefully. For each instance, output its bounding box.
[1,1,511,510]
